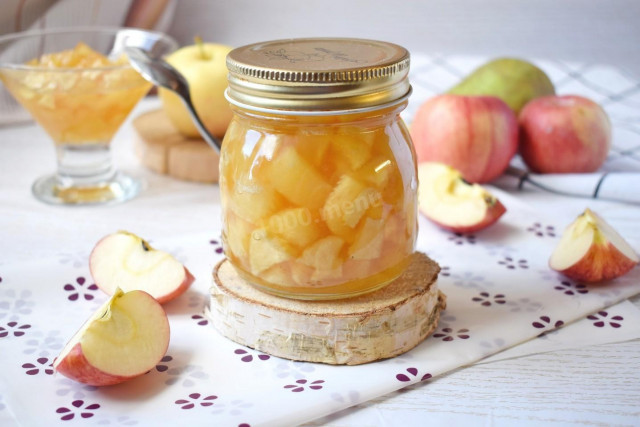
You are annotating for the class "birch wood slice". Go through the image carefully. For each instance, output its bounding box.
[205,252,446,365]
[132,109,219,183]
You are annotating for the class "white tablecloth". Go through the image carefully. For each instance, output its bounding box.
[1,54,639,426]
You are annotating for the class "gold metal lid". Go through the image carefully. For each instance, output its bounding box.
[225,38,411,113]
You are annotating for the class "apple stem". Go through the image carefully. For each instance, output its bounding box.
[194,36,210,60]
[141,240,150,252]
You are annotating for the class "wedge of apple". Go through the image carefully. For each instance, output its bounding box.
[418,162,506,233]
[549,208,639,282]
[54,288,170,386]
[90,231,194,304]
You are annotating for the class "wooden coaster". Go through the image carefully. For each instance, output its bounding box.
[205,252,446,365]
[132,109,220,183]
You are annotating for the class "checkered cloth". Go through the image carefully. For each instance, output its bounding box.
[407,54,640,204]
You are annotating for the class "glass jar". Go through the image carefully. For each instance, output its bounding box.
[221,38,417,300]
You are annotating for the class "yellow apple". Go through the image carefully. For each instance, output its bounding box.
[159,41,233,139]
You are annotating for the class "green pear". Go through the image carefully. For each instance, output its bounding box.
[448,58,555,114]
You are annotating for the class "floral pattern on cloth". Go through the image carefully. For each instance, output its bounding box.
[1,54,640,426]
[1,191,639,426]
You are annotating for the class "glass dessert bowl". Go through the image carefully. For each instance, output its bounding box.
[0,27,177,205]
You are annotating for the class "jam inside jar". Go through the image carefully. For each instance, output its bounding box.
[220,38,417,299]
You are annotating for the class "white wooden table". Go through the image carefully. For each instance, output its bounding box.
[308,339,640,426]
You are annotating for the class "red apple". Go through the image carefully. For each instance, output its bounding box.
[410,94,518,183]
[550,208,638,282]
[418,162,506,233]
[90,231,194,304]
[54,289,170,386]
[519,95,611,173]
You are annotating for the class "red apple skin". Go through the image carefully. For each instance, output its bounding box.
[421,199,506,233]
[154,268,195,304]
[519,95,611,173]
[54,343,137,386]
[410,95,518,183]
[553,241,638,283]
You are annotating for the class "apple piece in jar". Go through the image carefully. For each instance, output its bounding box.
[228,181,285,224]
[342,258,372,281]
[380,213,411,268]
[264,207,322,248]
[299,236,344,284]
[299,236,345,276]
[348,217,385,260]
[265,145,332,210]
[383,211,405,241]
[311,264,344,283]
[330,131,374,171]
[261,263,293,287]
[404,197,418,238]
[290,261,315,286]
[249,229,297,275]
[363,187,385,219]
[292,133,331,166]
[225,212,255,260]
[322,175,378,240]
[356,155,394,190]
[326,155,354,185]
[219,121,251,175]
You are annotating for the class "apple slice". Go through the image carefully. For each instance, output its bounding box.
[300,235,345,281]
[549,208,639,282]
[248,229,296,275]
[418,162,506,233]
[90,231,194,304]
[54,288,170,386]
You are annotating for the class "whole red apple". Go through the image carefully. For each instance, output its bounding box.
[519,95,611,173]
[410,94,518,183]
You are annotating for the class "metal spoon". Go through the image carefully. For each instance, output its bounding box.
[125,46,222,153]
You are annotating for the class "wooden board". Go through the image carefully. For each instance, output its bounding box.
[205,252,446,365]
[132,109,220,183]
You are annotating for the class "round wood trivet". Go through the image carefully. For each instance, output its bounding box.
[205,252,446,365]
[132,109,220,183]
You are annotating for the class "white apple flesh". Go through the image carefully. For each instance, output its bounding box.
[550,208,639,282]
[90,231,194,304]
[418,162,506,233]
[54,289,170,386]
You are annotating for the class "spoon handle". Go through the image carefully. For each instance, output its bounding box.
[179,90,222,154]
[124,46,222,153]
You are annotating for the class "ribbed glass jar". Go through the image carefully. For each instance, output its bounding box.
[220,38,417,300]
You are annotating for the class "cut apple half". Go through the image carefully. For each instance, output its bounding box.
[549,208,639,282]
[418,162,506,233]
[54,288,170,386]
[90,231,194,304]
